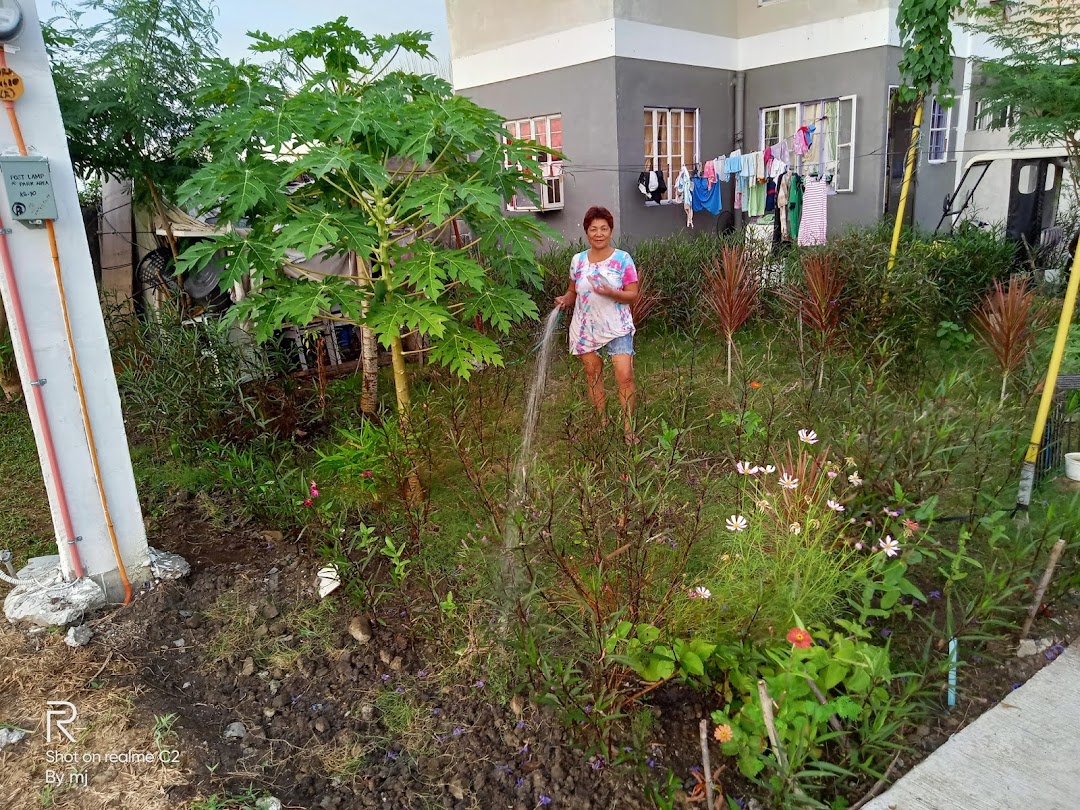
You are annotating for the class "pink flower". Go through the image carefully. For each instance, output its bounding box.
[827,499,845,512]
[361,470,374,479]
[309,480,320,499]
[798,429,819,445]
[303,498,314,508]
[827,470,839,479]
[786,627,813,648]
[736,461,760,476]
[779,473,799,490]
[854,541,864,550]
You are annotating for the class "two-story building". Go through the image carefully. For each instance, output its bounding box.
[446,0,979,242]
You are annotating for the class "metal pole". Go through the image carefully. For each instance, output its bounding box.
[1017,245,1080,510]
[887,98,924,272]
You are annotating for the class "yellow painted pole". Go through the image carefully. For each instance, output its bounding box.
[1016,243,1080,510]
[887,99,925,272]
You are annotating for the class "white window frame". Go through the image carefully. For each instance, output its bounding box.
[927,99,951,164]
[503,114,564,212]
[644,107,700,204]
[760,96,855,192]
[972,99,1015,131]
[835,95,857,193]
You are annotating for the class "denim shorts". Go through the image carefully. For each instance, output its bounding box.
[598,332,635,357]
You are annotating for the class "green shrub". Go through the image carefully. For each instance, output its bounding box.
[927,223,1015,322]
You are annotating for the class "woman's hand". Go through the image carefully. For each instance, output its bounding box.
[591,280,613,297]
[555,291,576,310]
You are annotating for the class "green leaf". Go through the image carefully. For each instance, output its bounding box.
[678,650,705,678]
[275,210,341,259]
[426,324,502,379]
[821,662,848,691]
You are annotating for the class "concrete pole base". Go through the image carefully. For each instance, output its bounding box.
[3,547,190,628]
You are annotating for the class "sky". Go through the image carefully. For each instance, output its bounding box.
[34,0,451,65]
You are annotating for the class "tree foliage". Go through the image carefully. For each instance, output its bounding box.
[46,0,219,197]
[966,0,1080,201]
[175,19,558,412]
[896,0,965,102]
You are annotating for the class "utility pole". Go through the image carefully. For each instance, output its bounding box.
[0,1,149,611]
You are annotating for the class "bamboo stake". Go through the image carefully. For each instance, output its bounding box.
[699,719,715,810]
[1020,538,1067,640]
[757,679,787,770]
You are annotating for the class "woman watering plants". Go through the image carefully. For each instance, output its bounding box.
[555,206,641,444]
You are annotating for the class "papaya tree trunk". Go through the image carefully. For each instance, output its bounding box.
[354,252,378,416]
[390,331,424,504]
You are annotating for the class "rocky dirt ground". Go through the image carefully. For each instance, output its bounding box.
[1,500,1077,810]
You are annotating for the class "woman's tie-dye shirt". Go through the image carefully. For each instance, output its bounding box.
[568,249,638,355]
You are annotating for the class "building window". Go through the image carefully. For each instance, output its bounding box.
[927,99,951,163]
[760,96,857,192]
[644,107,699,203]
[504,114,564,212]
[972,99,1015,130]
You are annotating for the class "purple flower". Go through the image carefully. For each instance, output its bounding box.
[474,679,486,689]
[515,720,525,730]
[623,746,634,753]
[385,751,399,761]
[539,797,552,806]
[417,670,429,678]
[929,590,941,599]
[395,686,405,694]
[590,755,606,770]
[432,707,441,715]
[1010,682,1024,691]
[495,763,513,775]
[516,777,524,787]
[452,727,463,737]
[880,628,892,638]
[381,673,390,682]
[646,757,657,768]
[1045,643,1065,661]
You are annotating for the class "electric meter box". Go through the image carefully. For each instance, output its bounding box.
[0,154,58,222]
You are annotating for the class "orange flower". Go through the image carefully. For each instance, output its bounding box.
[713,723,734,743]
[749,381,762,389]
[786,627,812,649]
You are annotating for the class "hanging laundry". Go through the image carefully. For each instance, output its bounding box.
[703,159,717,189]
[769,157,787,181]
[675,166,694,228]
[787,173,805,242]
[777,172,792,242]
[637,170,667,204]
[692,175,722,215]
[774,139,790,166]
[747,182,766,217]
[797,178,828,247]
[765,177,777,213]
[755,151,766,182]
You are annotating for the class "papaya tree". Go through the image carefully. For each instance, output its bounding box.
[176,20,557,436]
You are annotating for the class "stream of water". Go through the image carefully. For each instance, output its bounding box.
[500,308,562,589]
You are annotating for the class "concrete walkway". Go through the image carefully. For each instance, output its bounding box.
[865,644,1080,810]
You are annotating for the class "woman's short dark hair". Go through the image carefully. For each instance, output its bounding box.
[583,206,614,231]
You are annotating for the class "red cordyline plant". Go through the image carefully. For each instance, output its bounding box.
[972,276,1042,403]
[703,245,761,384]
[781,253,846,389]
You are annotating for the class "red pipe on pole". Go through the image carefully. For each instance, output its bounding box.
[0,217,85,579]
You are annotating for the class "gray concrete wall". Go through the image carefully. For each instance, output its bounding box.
[613,0,724,35]
[456,60,620,248]
[614,58,736,243]
[736,0,893,38]
[445,0,613,58]
[743,48,892,232]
